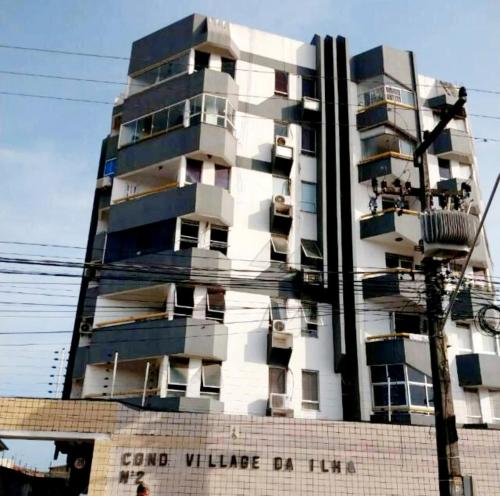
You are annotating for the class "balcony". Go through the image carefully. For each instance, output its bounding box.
[75,316,228,372]
[357,105,417,138]
[359,133,415,166]
[267,329,293,367]
[358,154,419,184]
[108,182,233,234]
[427,94,466,117]
[433,128,473,164]
[362,271,425,307]
[270,197,293,235]
[117,122,237,176]
[456,353,500,389]
[450,287,496,322]
[360,209,420,249]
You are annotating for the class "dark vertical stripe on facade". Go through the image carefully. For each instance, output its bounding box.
[336,36,361,421]
[323,37,343,374]
[63,139,108,398]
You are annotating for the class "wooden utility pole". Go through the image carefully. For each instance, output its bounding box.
[414,87,467,496]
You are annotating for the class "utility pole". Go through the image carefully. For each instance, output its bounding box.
[414,87,467,496]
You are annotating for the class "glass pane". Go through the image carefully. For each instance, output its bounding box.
[269,367,286,394]
[169,358,189,385]
[274,122,288,137]
[427,386,434,407]
[301,127,316,154]
[136,115,153,140]
[271,235,288,255]
[135,67,159,86]
[186,159,202,184]
[301,182,316,213]
[410,385,427,406]
[302,77,316,99]
[394,313,422,334]
[207,289,225,312]
[301,239,322,259]
[390,384,407,406]
[152,109,168,133]
[373,385,388,406]
[202,363,221,387]
[210,225,228,243]
[215,165,230,189]
[302,371,318,402]
[387,364,405,381]
[189,95,203,117]
[273,177,290,196]
[270,298,286,320]
[275,70,288,94]
[407,366,425,383]
[371,365,387,383]
[221,57,236,79]
[175,287,194,308]
[167,101,185,129]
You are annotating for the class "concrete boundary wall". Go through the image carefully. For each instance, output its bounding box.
[0,398,499,495]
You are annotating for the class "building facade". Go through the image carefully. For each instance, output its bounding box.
[64,14,498,430]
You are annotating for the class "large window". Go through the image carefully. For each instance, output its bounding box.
[371,364,433,411]
[119,94,236,147]
[301,182,317,213]
[129,52,190,95]
[215,165,230,190]
[275,70,289,96]
[302,370,319,410]
[206,289,225,323]
[302,302,319,338]
[209,225,229,255]
[185,158,203,185]
[179,220,199,250]
[200,361,222,398]
[168,357,189,397]
[301,127,316,155]
[361,134,414,161]
[174,286,195,317]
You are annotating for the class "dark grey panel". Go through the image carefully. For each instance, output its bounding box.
[116,123,236,175]
[73,347,89,379]
[457,353,500,389]
[104,135,119,162]
[366,337,431,375]
[433,128,473,163]
[370,411,434,426]
[358,156,409,182]
[238,98,302,123]
[97,189,111,210]
[360,212,396,239]
[89,317,227,362]
[99,248,231,294]
[362,273,400,299]
[124,396,224,413]
[91,232,106,262]
[107,182,233,233]
[356,104,417,138]
[235,156,272,173]
[351,45,414,88]
[123,69,238,122]
[238,51,316,77]
[128,14,206,75]
[451,289,474,321]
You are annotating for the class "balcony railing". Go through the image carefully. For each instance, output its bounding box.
[94,311,169,329]
[112,181,178,205]
[358,85,415,109]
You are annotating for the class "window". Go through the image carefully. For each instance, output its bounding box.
[269,367,286,395]
[129,52,190,95]
[301,127,316,155]
[358,84,415,108]
[302,370,319,410]
[301,239,323,268]
[455,322,473,352]
[361,134,414,160]
[371,364,433,411]
[301,182,316,213]
[302,302,319,337]
[215,165,230,190]
[185,158,203,184]
[168,357,189,396]
[472,267,487,288]
[270,235,288,263]
[274,121,288,138]
[477,331,497,355]
[209,225,228,255]
[194,50,210,71]
[489,390,500,423]
[206,289,225,323]
[385,253,414,270]
[179,220,199,250]
[273,176,290,196]
[275,70,289,96]
[438,158,452,180]
[464,389,482,424]
[104,158,117,177]
[392,312,426,335]
[221,57,236,79]
[270,298,286,321]
[200,361,222,398]
[174,286,194,317]
[302,77,317,99]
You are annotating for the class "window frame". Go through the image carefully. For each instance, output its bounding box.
[167,356,190,396]
[301,301,319,338]
[179,219,200,250]
[200,360,222,398]
[209,224,229,255]
[301,369,320,410]
[274,70,289,96]
[301,127,317,156]
[206,289,225,323]
[173,286,195,317]
[301,181,317,213]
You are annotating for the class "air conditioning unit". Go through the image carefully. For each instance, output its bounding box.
[302,96,320,112]
[270,393,289,409]
[275,135,291,148]
[273,195,293,218]
[302,269,322,285]
[273,194,292,206]
[272,319,286,333]
[79,317,93,336]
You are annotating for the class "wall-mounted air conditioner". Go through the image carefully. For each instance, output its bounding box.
[79,317,93,336]
[272,319,286,333]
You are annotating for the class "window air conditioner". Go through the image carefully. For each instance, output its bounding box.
[270,393,288,409]
[272,319,286,333]
[96,176,112,190]
[275,135,291,148]
[273,194,292,206]
[79,317,93,336]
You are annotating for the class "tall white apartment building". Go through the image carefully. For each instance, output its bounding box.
[64,14,498,428]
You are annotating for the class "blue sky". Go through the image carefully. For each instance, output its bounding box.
[0,0,498,469]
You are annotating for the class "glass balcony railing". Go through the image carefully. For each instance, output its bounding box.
[118,93,236,148]
[358,85,415,109]
[360,134,414,162]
